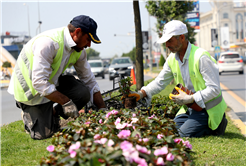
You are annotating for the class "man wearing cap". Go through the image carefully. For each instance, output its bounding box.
[129,20,227,137]
[8,15,106,140]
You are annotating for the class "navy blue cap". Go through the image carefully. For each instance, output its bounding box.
[70,15,101,44]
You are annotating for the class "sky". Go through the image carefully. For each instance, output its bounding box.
[1,0,213,59]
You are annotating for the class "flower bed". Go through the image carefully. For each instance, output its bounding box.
[40,96,194,166]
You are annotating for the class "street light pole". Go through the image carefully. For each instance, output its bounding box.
[23,3,31,37]
[36,1,42,35]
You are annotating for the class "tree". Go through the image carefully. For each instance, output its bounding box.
[86,48,100,60]
[146,1,196,57]
[2,61,12,68]
[159,54,165,67]
[133,0,144,90]
[122,47,136,63]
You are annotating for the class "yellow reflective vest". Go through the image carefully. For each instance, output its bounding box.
[12,27,82,102]
[167,44,227,130]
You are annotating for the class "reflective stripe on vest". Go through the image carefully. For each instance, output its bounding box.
[168,44,227,130]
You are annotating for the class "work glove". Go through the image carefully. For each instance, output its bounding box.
[62,100,79,118]
[170,87,194,105]
[128,91,144,101]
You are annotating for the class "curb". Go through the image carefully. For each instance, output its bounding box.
[144,71,246,137]
[226,107,246,137]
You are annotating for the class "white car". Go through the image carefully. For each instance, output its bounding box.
[88,59,105,79]
[217,51,244,75]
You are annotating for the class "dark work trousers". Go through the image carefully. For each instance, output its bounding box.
[18,74,90,140]
[173,108,213,137]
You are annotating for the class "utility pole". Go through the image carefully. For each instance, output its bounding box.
[148,13,153,72]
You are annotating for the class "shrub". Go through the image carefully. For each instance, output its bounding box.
[40,96,194,166]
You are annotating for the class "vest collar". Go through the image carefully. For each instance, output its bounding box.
[64,27,76,52]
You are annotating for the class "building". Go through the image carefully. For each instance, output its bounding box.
[195,0,246,58]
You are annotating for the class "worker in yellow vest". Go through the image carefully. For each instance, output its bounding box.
[129,20,227,137]
[8,15,106,140]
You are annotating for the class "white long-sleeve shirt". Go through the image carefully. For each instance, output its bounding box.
[142,42,221,109]
[8,27,100,105]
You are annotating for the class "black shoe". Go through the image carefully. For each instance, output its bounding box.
[213,114,228,136]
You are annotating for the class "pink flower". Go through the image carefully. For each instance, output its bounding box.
[99,119,103,124]
[166,153,174,161]
[156,157,165,165]
[68,142,81,153]
[114,117,121,125]
[132,113,136,117]
[94,134,101,140]
[111,110,119,115]
[143,138,149,142]
[157,134,164,139]
[131,118,138,123]
[70,150,77,158]
[183,140,192,150]
[154,146,168,156]
[85,121,90,124]
[100,138,108,144]
[116,123,127,129]
[120,141,133,151]
[117,130,131,139]
[148,114,156,119]
[108,139,114,147]
[174,138,183,144]
[106,112,112,118]
[122,148,139,163]
[136,145,151,154]
[134,157,148,166]
[46,145,55,152]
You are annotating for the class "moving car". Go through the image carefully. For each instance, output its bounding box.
[88,59,105,79]
[217,51,244,75]
[108,57,134,80]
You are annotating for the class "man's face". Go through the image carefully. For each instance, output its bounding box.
[165,36,182,53]
[72,28,91,52]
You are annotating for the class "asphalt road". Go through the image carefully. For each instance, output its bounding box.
[0,74,152,125]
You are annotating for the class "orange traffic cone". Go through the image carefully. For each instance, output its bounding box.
[130,68,136,85]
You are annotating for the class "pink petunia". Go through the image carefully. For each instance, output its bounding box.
[154,146,168,156]
[85,121,91,124]
[68,142,81,153]
[134,157,148,166]
[143,138,149,142]
[117,130,131,139]
[174,138,183,144]
[107,139,115,147]
[111,110,119,115]
[136,144,151,154]
[106,112,112,118]
[148,114,156,119]
[132,113,136,117]
[157,134,164,139]
[183,140,192,150]
[99,119,103,124]
[100,138,108,144]
[166,153,175,161]
[70,150,77,158]
[120,141,133,151]
[156,157,165,165]
[116,123,127,129]
[94,134,101,140]
[46,145,55,152]
[114,117,121,125]
[122,148,139,163]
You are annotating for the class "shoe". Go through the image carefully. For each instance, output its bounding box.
[21,111,30,134]
[213,114,228,135]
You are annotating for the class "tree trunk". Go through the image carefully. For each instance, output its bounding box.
[133,0,144,90]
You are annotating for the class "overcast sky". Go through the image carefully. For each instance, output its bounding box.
[1,0,213,58]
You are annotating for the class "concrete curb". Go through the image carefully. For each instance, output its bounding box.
[144,71,246,137]
[226,107,246,137]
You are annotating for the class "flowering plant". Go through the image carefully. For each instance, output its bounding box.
[40,102,193,165]
[119,76,133,99]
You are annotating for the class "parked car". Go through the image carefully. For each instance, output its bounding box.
[108,57,134,80]
[88,59,105,79]
[64,66,77,75]
[217,51,244,75]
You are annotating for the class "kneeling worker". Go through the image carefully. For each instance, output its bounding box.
[8,15,106,140]
[130,20,227,137]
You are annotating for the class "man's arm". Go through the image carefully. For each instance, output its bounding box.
[45,91,70,105]
[93,91,106,109]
